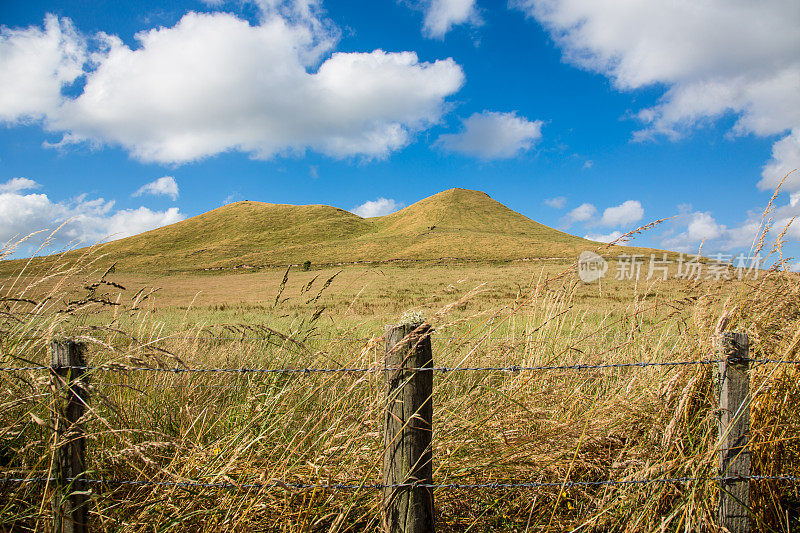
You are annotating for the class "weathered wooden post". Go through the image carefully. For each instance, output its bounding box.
[717,332,750,533]
[50,339,90,533]
[382,322,434,533]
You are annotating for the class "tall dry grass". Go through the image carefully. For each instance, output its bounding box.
[1,230,799,532]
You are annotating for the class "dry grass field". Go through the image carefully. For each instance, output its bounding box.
[1,190,798,531]
[2,243,799,532]
[92,259,684,327]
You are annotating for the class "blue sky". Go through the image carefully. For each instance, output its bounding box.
[0,0,798,260]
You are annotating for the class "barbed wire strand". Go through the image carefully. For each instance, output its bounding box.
[1,474,797,492]
[1,357,797,375]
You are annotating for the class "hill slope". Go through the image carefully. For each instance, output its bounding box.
[3,189,631,273]
[99,201,375,271]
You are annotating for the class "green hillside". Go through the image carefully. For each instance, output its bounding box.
[3,188,636,274]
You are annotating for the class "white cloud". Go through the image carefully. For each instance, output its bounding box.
[599,200,644,228]
[100,207,183,240]
[514,0,800,189]
[0,12,464,164]
[660,209,760,253]
[562,199,644,232]
[760,129,800,191]
[584,230,625,245]
[0,15,85,122]
[133,176,179,200]
[421,0,481,39]
[763,200,800,244]
[0,178,183,256]
[582,160,593,170]
[656,191,800,256]
[437,111,543,159]
[0,177,41,193]
[686,211,722,242]
[564,202,596,225]
[544,196,566,209]
[351,197,404,218]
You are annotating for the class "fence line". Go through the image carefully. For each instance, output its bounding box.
[1,357,798,375]
[2,332,798,531]
[3,474,798,492]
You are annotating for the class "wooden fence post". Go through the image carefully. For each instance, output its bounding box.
[717,332,750,533]
[51,339,90,533]
[382,323,434,533]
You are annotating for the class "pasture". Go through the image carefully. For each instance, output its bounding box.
[1,248,798,532]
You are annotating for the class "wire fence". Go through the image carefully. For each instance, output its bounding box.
[2,335,798,528]
[2,474,799,492]
[2,356,798,375]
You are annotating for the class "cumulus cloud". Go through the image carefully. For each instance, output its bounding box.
[351,197,404,218]
[598,200,644,228]
[562,199,644,233]
[760,130,800,191]
[0,11,464,164]
[0,177,41,193]
[584,230,624,245]
[437,111,543,159]
[420,0,481,39]
[544,196,566,209]
[0,178,183,256]
[99,207,183,240]
[133,176,179,200]
[656,190,800,256]
[757,199,800,245]
[514,0,800,188]
[563,202,596,225]
[659,208,761,254]
[0,15,85,122]
[686,212,722,242]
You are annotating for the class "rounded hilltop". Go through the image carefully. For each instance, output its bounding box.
[378,187,550,236]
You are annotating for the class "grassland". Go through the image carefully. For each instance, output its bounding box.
[89,260,683,321]
[0,189,798,531]
[2,241,799,531]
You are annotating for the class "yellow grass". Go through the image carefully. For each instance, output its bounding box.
[1,232,798,532]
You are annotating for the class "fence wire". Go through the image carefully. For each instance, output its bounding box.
[1,474,798,492]
[1,357,798,376]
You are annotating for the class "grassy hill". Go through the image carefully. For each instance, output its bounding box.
[2,188,642,274]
